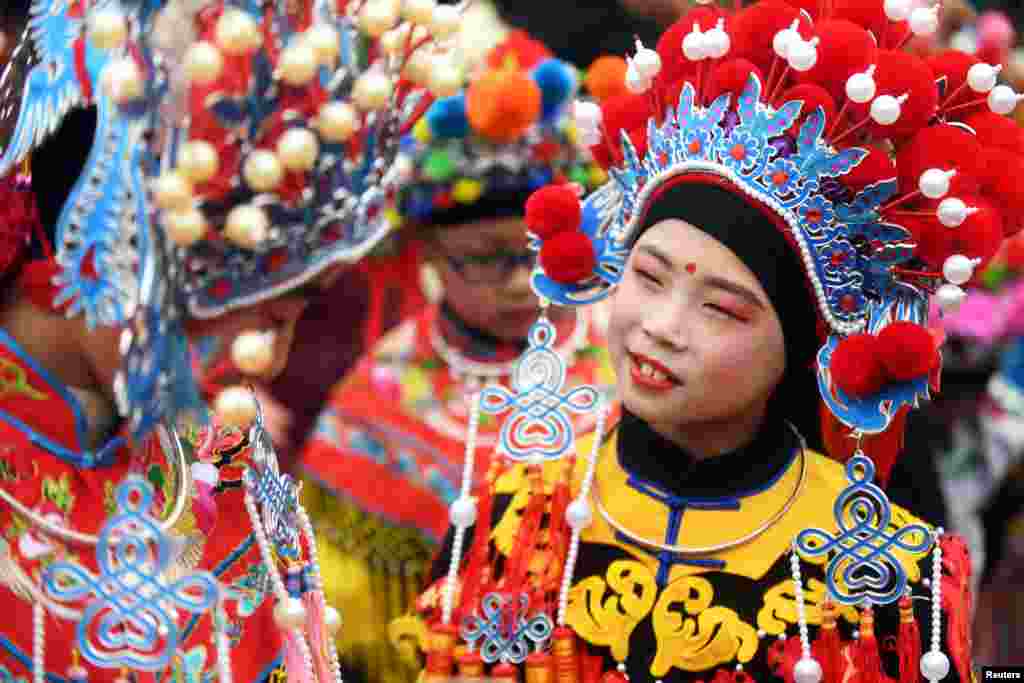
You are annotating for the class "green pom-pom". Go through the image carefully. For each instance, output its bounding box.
[423,149,455,182]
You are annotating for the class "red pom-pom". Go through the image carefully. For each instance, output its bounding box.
[899,212,949,269]
[540,231,596,284]
[948,195,1004,266]
[840,145,896,193]
[729,0,811,75]
[779,83,837,136]
[852,50,938,139]
[976,147,1024,236]
[830,333,887,398]
[1004,233,1024,267]
[797,20,877,103]
[486,30,553,70]
[960,111,1024,155]
[895,124,982,197]
[625,125,649,159]
[832,0,911,48]
[600,93,654,147]
[926,50,981,111]
[876,321,939,381]
[706,59,764,103]
[656,7,723,87]
[525,185,581,239]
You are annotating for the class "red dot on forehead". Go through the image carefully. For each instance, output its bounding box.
[685,263,697,274]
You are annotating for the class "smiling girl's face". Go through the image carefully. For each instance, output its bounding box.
[606,218,788,455]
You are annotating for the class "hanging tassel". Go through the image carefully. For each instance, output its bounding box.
[856,607,883,683]
[505,465,546,596]
[820,403,909,486]
[492,663,519,683]
[282,630,315,683]
[303,591,334,683]
[545,455,576,595]
[457,651,485,682]
[553,626,579,683]
[579,651,604,683]
[940,535,973,683]
[814,600,844,683]
[897,595,921,683]
[458,461,502,624]
[424,624,457,683]
[527,652,554,683]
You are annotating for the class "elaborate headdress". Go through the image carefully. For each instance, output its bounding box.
[523,0,1024,483]
[0,0,469,437]
[392,30,606,230]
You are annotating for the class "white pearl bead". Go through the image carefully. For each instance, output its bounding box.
[846,68,877,104]
[449,497,477,528]
[937,197,970,227]
[152,172,194,211]
[575,100,603,129]
[215,386,258,428]
[215,8,261,56]
[304,24,341,66]
[683,24,708,61]
[243,150,284,192]
[428,56,463,98]
[277,128,320,172]
[633,40,662,80]
[231,330,276,376]
[919,168,955,199]
[884,0,912,21]
[273,597,308,630]
[910,5,939,37]
[935,283,967,314]
[184,41,225,85]
[788,39,819,72]
[705,19,730,59]
[625,59,651,93]
[967,63,1001,93]
[403,0,436,25]
[316,101,360,142]
[191,461,220,487]
[163,208,208,246]
[324,605,342,636]
[361,0,400,37]
[942,254,975,285]
[88,9,128,50]
[178,140,220,184]
[989,84,1024,115]
[950,29,977,54]
[102,57,144,105]
[277,43,319,86]
[353,72,393,110]
[773,21,801,59]
[224,205,270,249]
[870,93,906,125]
[920,651,950,682]
[566,499,592,530]
[431,4,461,39]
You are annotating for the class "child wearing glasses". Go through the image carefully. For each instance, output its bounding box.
[297,31,619,683]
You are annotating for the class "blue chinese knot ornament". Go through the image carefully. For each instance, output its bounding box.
[460,592,554,665]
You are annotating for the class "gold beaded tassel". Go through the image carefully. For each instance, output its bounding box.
[424,624,458,683]
[527,652,554,683]
[553,627,579,683]
[457,651,485,682]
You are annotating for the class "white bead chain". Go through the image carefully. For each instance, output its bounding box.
[442,392,482,625]
[930,528,944,652]
[33,601,44,683]
[557,402,606,626]
[297,505,344,683]
[791,546,812,659]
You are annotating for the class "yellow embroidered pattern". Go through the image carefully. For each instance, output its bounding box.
[0,358,46,401]
[757,577,860,635]
[651,576,759,676]
[566,560,657,662]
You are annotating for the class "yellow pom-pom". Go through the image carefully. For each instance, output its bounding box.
[385,207,404,230]
[413,118,432,143]
[452,178,484,204]
[588,165,608,186]
[565,122,578,146]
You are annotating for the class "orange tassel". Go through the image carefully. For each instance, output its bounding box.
[579,652,604,683]
[492,663,520,683]
[553,627,579,683]
[505,464,546,595]
[527,652,555,683]
[814,600,844,683]
[424,624,458,683]
[897,596,921,683]
[457,461,502,623]
[856,607,883,683]
[457,651,485,681]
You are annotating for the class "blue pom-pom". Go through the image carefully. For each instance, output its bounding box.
[527,167,554,189]
[426,94,469,139]
[532,59,577,121]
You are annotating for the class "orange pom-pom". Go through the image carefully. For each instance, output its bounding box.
[853,50,938,139]
[876,322,939,381]
[797,20,877,103]
[540,231,596,284]
[831,333,887,398]
[586,56,629,103]
[841,145,896,193]
[466,67,543,144]
[895,124,982,197]
[977,147,1024,236]
[486,30,552,71]
[707,59,764,103]
[525,185,581,239]
[961,111,1024,155]
[779,83,837,136]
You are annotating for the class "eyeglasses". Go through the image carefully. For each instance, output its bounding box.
[444,249,536,284]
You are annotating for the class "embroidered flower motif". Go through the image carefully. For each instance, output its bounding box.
[800,195,835,231]
[719,130,762,172]
[682,130,710,158]
[764,158,799,195]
